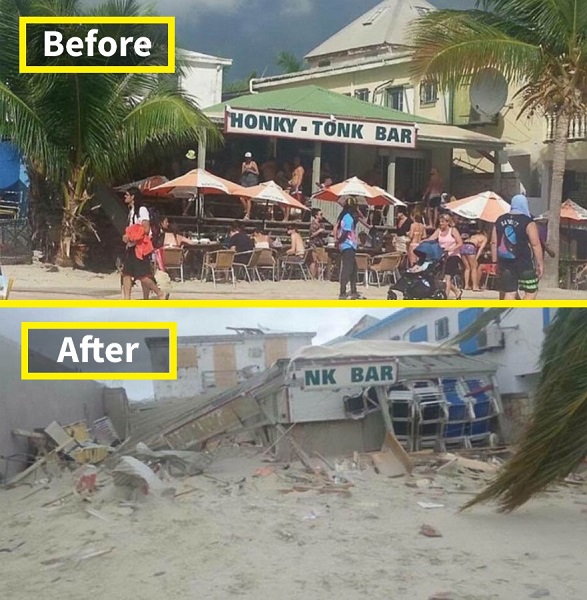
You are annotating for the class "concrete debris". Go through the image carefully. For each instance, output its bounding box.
[133,442,212,476]
[420,524,443,538]
[112,456,175,497]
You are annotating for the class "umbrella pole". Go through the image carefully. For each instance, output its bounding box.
[262,199,269,230]
[196,192,201,237]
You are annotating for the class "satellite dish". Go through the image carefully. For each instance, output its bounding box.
[469,68,508,117]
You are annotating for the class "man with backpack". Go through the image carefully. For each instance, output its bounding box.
[122,186,167,300]
[492,194,544,300]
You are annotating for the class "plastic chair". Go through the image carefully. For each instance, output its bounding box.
[369,252,403,287]
[201,249,236,287]
[311,247,331,281]
[355,252,371,287]
[234,248,263,283]
[479,263,498,290]
[162,247,185,283]
[255,248,278,282]
[281,253,310,281]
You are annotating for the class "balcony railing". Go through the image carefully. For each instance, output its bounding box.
[545,114,587,141]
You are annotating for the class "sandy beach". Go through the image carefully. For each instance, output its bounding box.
[4,263,587,301]
[1,442,586,600]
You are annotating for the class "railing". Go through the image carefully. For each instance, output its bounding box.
[545,114,587,141]
[0,218,32,264]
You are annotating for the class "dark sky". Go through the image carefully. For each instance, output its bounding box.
[85,0,477,81]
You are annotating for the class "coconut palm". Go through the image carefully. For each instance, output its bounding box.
[449,308,587,511]
[0,0,220,260]
[410,0,587,288]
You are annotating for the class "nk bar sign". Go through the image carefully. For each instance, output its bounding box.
[298,362,397,390]
[225,108,417,149]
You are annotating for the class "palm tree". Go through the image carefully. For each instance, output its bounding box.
[276,51,303,74]
[410,0,587,288]
[449,308,587,511]
[0,0,220,260]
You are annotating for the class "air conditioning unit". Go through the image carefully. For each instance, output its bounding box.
[476,325,505,351]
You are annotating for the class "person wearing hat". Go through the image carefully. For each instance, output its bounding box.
[335,196,369,300]
[492,194,544,300]
[240,152,259,220]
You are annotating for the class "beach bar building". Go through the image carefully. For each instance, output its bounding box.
[151,340,501,460]
[201,86,506,224]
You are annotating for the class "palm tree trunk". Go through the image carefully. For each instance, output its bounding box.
[543,114,569,288]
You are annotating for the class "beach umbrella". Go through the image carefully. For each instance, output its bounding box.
[150,169,246,235]
[238,180,308,226]
[446,191,509,223]
[115,175,169,195]
[372,186,407,207]
[312,176,396,207]
[150,168,246,197]
[535,200,587,228]
[238,181,308,211]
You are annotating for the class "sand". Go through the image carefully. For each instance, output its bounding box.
[4,262,587,300]
[1,446,586,600]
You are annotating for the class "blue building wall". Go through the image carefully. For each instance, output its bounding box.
[0,142,22,189]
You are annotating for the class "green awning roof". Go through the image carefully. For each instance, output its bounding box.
[205,85,438,125]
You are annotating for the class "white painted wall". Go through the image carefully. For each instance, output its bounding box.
[179,50,232,109]
[354,308,554,397]
[152,333,314,401]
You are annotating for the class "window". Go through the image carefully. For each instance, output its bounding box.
[435,317,449,341]
[354,88,370,102]
[409,326,428,343]
[385,87,404,111]
[420,81,438,105]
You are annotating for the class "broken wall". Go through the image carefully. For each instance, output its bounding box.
[273,413,386,460]
[0,337,106,481]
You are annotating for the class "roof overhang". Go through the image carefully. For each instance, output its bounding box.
[254,54,412,90]
[288,340,498,381]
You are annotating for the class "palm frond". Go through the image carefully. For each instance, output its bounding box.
[479,0,585,51]
[462,308,587,512]
[409,9,542,88]
[0,81,64,178]
[99,89,221,181]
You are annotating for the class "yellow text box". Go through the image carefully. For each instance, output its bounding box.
[21,321,177,381]
[19,16,175,74]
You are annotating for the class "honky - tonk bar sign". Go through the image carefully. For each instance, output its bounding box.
[298,362,397,390]
[224,108,417,149]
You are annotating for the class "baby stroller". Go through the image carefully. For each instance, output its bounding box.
[387,241,447,300]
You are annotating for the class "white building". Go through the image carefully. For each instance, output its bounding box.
[179,50,232,109]
[147,328,316,401]
[350,308,556,440]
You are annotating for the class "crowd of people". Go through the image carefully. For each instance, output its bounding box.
[120,174,547,301]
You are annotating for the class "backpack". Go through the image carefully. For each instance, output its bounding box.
[130,205,165,248]
[497,223,518,260]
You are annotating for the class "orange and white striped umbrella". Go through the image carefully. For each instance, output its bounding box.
[560,199,587,221]
[446,191,509,222]
[312,176,397,206]
[238,181,308,210]
[150,168,246,197]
